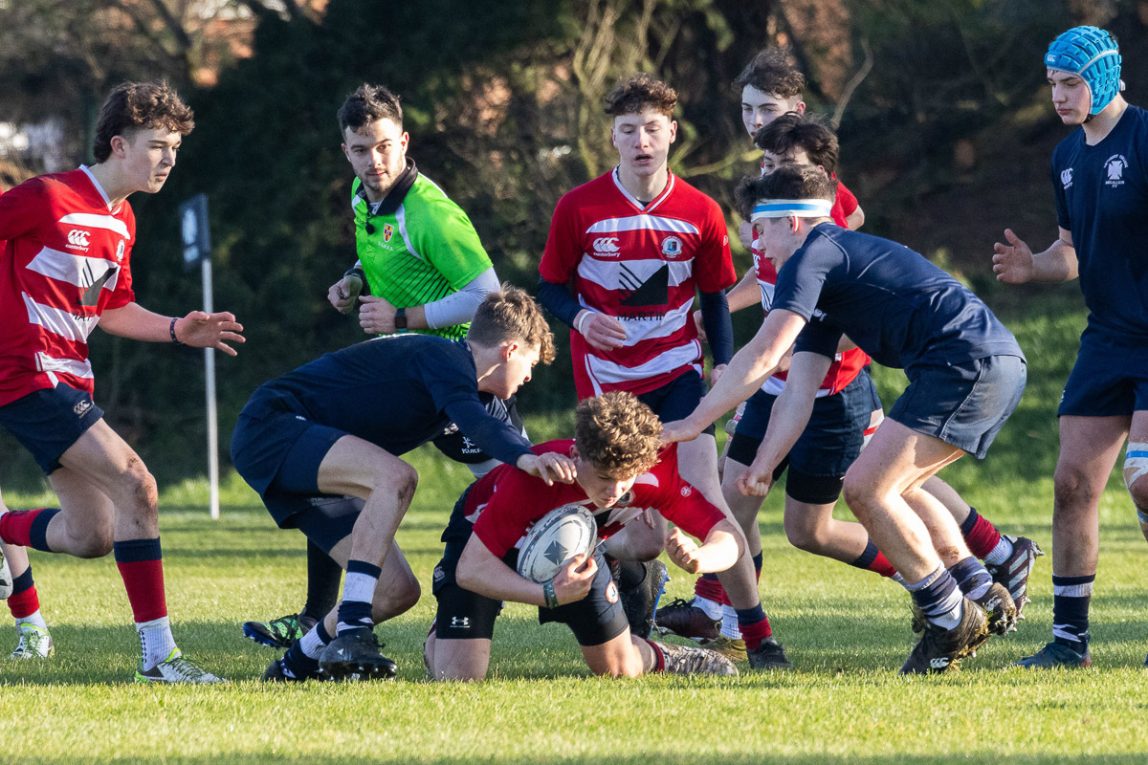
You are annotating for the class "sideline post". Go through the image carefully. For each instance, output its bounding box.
[179,194,220,520]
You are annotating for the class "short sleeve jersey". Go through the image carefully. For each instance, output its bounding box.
[1051,104,1148,341]
[241,335,531,463]
[0,167,135,407]
[751,178,870,397]
[352,168,493,341]
[774,224,1024,369]
[539,169,736,398]
[469,440,726,559]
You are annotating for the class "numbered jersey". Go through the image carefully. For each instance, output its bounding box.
[540,168,735,398]
[0,167,135,406]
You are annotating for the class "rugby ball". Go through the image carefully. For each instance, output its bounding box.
[516,504,597,583]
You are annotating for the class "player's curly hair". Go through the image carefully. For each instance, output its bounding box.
[604,73,677,117]
[734,164,836,220]
[574,392,663,478]
[337,83,403,133]
[754,112,840,175]
[92,81,194,163]
[468,284,556,364]
[733,48,805,98]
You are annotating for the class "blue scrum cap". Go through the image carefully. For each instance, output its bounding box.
[1045,26,1122,115]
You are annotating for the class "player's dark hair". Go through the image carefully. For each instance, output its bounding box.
[467,284,556,364]
[604,73,677,117]
[754,113,840,175]
[735,164,836,220]
[733,48,805,97]
[337,83,403,133]
[575,392,662,478]
[92,81,194,163]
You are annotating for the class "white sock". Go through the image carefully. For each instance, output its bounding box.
[16,611,47,630]
[693,595,722,621]
[299,625,328,659]
[137,616,178,668]
[720,605,743,640]
[982,536,1014,566]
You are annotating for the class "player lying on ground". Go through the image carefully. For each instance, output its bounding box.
[665,165,1028,674]
[424,392,766,680]
[234,286,575,681]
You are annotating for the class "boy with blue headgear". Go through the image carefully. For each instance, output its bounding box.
[993,25,1148,668]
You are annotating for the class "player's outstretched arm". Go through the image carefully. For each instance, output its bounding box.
[662,308,807,444]
[457,538,594,606]
[100,303,245,356]
[664,523,742,575]
[738,351,827,497]
[992,227,1078,284]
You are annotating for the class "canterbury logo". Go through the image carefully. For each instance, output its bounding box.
[593,237,620,254]
[67,229,91,247]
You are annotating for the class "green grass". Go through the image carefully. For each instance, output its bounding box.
[3,299,1148,763]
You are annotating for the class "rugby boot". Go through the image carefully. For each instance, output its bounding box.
[262,654,321,682]
[10,622,52,659]
[242,612,316,649]
[655,597,721,641]
[1016,640,1093,669]
[985,536,1044,621]
[974,581,1018,636]
[746,637,793,670]
[699,635,748,663]
[621,560,669,639]
[655,641,738,676]
[135,648,224,683]
[317,626,397,680]
[900,598,989,675]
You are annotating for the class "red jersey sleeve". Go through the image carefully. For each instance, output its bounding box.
[640,446,726,540]
[0,180,47,242]
[105,202,136,309]
[833,180,859,222]
[539,193,581,285]
[692,197,736,293]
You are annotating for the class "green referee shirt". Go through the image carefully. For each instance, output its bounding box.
[352,160,493,340]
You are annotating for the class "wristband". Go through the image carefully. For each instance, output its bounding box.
[394,307,407,330]
[574,310,593,335]
[169,317,184,346]
[343,265,365,283]
[542,579,559,609]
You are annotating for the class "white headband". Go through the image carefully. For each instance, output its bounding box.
[751,199,833,222]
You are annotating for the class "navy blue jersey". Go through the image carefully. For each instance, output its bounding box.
[240,336,532,465]
[1052,104,1148,340]
[774,224,1023,370]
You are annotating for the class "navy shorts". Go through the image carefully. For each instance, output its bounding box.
[890,355,1026,459]
[0,384,104,474]
[727,370,873,504]
[433,494,628,647]
[231,406,343,501]
[638,370,715,436]
[1059,330,1148,417]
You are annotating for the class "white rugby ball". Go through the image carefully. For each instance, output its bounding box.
[516,504,597,583]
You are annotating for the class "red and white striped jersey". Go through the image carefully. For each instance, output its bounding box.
[0,167,136,407]
[751,180,869,397]
[540,168,735,399]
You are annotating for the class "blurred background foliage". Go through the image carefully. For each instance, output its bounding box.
[0,0,1144,488]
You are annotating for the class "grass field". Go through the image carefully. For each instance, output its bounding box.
[2,295,1147,763]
